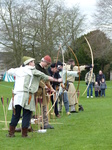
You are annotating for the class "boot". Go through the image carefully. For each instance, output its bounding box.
[43,105,54,129]
[15,126,33,132]
[6,125,15,137]
[22,128,29,138]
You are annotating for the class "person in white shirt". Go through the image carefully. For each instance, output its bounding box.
[6,56,61,138]
[57,61,79,114]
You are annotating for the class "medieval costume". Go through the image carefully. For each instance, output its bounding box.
[57,61,79,114]
[7,56,59,137]
[63,63,86,112]
[35,55,54,129]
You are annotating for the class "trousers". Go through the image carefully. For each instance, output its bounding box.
[59,91,69,113]
[10,105,32,128]
[87,83,93,96]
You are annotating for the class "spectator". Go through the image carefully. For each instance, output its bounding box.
[85,68,95,98]
[96,70,105,96]
[100,78,107,97]
[94,81,100,97]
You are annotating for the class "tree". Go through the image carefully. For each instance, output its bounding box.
[0,0,85,67]
[57,6,85,48]
[0,0,31,67]
[26,0,64,59]
[94,0,112,39]
[64,30,111,79]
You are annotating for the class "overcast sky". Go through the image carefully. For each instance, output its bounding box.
[64,0,98,33]
[65,0,97,18]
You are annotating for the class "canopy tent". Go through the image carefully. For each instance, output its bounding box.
[3,72,15,82]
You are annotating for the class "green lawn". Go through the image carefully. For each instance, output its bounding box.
[0,81,112,150]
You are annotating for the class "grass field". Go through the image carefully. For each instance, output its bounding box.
[0,81,112,150]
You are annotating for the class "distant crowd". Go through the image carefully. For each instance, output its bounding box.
[85,69,107,98]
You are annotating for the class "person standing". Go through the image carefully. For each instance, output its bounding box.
[63,59,89,112]
[94,82,100,97]
[48,63,62,117]
[35,55,55,129]
[7,56,61,137]
[100,78,107,97]
[57,61,79,115]
[96,70,105,96]
[85,68,95,98]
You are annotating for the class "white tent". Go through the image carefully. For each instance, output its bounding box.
[3,72,15,82]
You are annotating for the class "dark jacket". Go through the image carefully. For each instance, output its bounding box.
[100,82,107,90]
[48,67,61,89]
[96,74,105,85]
[35,63,49,75]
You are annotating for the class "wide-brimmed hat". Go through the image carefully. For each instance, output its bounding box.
[22,56,35,65]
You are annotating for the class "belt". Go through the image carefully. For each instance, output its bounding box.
[67,80,74,83]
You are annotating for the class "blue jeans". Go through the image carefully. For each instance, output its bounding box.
[59,91,69,113]
[51,95,59,116]
[101,89,105,96]
[95,91,98,97]
[87,83,93,97]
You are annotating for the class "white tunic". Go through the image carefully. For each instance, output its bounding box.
[8,66,49,111]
